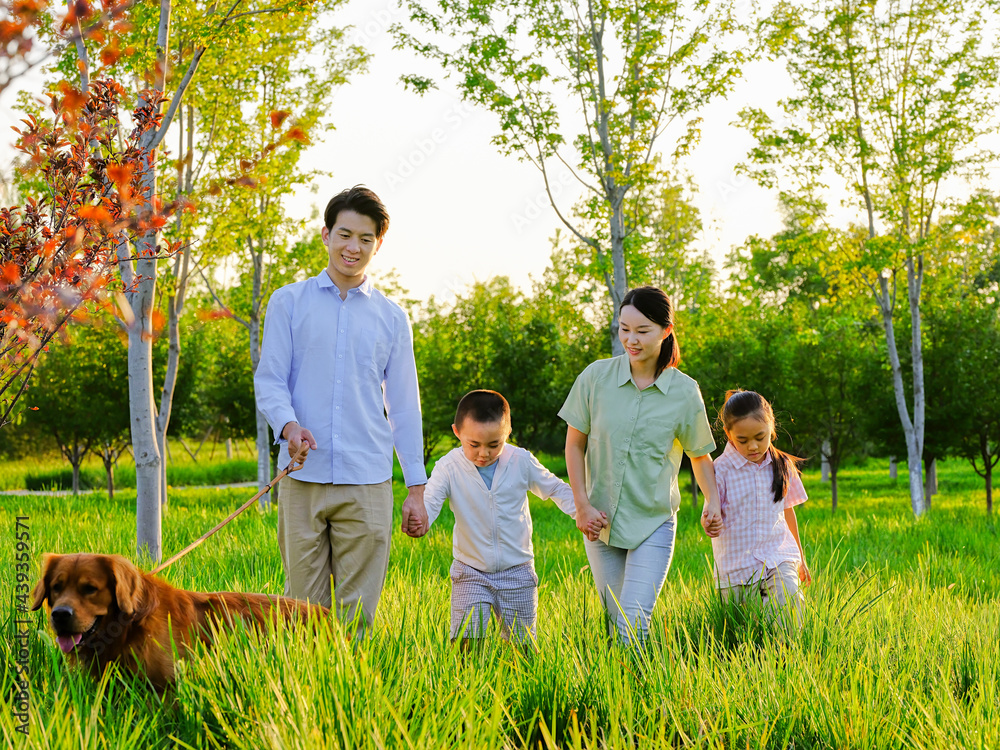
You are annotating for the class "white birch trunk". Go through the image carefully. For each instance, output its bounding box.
[129,0,178,562]
[877,274,925,516]
[821,439,831,482]
[889,456,897,479]
[608,200,628,356]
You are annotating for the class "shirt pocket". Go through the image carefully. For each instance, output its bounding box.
[353,330,376,367]
[635,418,677,459]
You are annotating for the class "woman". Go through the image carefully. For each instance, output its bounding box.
[559,286,722,644]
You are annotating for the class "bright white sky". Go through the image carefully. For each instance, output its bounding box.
[307,1,789,301]
[3,1,996,302]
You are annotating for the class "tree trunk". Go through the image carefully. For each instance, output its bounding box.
[101,444,116,501]
[821,439,831,482]
[607,200,628,356]
[876,274,925,516]
[889,455,897,479]
[71,444,81,496]
[987,462,993,515]
[249,312,271,506]
[831,462,838,513]
[226,437,233,460]
[924,457,937,504]
[155,104,194,507]
[907,255,927,507]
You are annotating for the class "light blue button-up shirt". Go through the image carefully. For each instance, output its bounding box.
[254,271,427,487]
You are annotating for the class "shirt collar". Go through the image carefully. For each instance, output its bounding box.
[315,270,374,298]
[723,440,773,469]
[456,445,513,477]
[614,354,675,394]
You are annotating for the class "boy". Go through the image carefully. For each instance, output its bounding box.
[409,390,606,642]
[254,185,428,635]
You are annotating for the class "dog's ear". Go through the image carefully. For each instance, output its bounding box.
[108,555,146,617]
[30,553,56,611]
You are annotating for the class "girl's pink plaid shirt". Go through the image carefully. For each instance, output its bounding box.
[711,441,807,588]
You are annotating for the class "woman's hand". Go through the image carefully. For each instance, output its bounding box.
[576,502,608,542]
[700,503,723,537]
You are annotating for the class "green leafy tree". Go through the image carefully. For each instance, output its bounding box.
[741,0,1000,516]
[397,0,743,352]
[27,321,130,496]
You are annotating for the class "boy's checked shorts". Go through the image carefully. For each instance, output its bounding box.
[449,559,537,641]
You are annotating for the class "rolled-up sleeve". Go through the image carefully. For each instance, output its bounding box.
[383,312,427,486]
[254,290,299,443]
[679,385,716,457]
[558,368,592,435]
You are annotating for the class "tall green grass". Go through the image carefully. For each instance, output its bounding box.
[0,460,996,748]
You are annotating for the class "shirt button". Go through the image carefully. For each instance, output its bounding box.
[619,460,625,465]
[615,481,621,487]
[335,406,340,410]
[340,329,345,333]
[334,433,339,438]
[630,416,635,421]
[336,379,342,384]
[338,354,343,359]
[624,438,630,443]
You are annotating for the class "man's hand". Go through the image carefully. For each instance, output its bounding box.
[575,502,608,542]
[282,422,317,459]
[401,484,428,537]
[700,503,723,538]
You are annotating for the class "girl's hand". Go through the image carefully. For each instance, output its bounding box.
[798,561,813,586]
[576,503,607,542]
[700,504,723,538]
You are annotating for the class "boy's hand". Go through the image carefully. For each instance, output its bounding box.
[798,561,813,586]
[401,485,428,538]
[576,502,607,542]
[700,503,723,538]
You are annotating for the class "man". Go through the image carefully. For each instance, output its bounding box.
[255,185,428,633]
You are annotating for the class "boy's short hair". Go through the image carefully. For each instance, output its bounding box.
[324,185,390,239]
[454,390,511,432]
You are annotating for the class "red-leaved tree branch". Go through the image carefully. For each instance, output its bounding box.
[0,77,178,426]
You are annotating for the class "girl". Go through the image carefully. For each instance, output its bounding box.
[712,389,812,623]
[559,286,723,645]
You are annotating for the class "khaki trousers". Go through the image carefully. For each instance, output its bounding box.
[277,477,393,632]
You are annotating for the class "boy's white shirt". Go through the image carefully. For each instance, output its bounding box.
[424,445,577,574]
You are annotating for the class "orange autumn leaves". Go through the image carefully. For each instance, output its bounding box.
[208,110,310,194]
[1,78,177,420]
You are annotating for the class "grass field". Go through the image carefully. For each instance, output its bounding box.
[0,439,260,492]
[0,458,997,749]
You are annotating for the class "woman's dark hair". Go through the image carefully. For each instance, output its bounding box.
[620,286,680,375]
[719,389,803,503]
[324,185,390,239]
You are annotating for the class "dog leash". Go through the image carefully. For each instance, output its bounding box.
[151,444,310,575]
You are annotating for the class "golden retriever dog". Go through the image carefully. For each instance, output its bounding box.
[31,553,327,689]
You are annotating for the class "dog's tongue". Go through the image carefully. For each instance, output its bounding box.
[56,634,82,653]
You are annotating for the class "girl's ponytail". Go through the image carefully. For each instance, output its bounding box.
[768,445,804,504]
